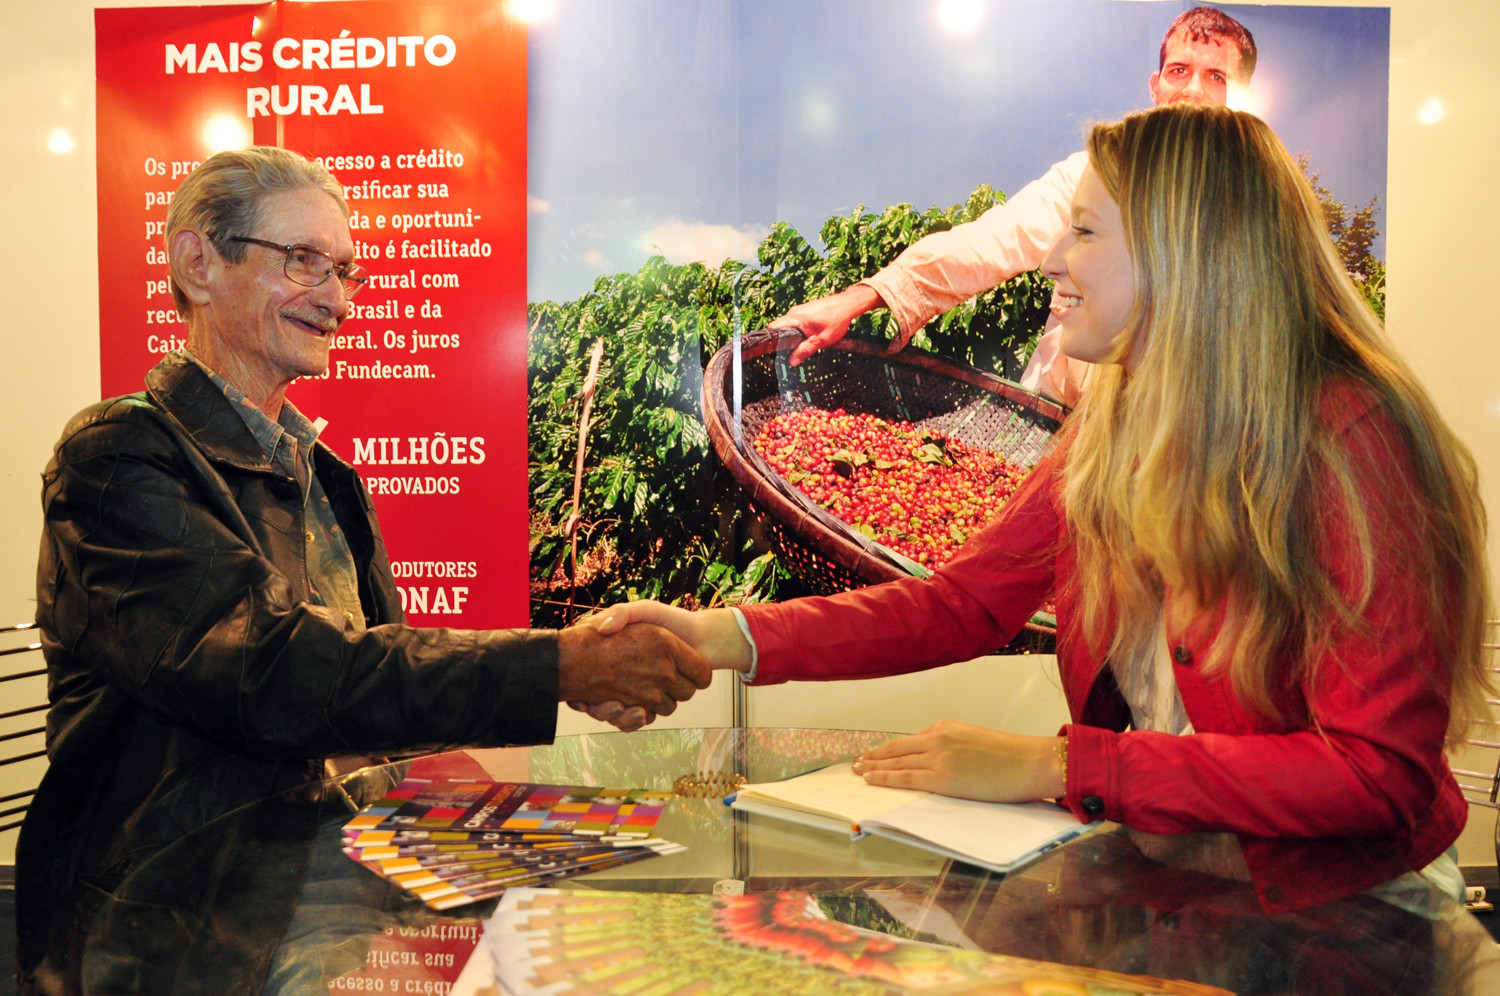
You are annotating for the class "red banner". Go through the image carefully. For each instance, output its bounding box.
[95,0,528,628]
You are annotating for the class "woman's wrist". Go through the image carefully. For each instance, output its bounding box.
[703,608,754,671]
[1052,736,1068,799]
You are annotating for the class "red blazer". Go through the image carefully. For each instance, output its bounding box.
[743,381,1468,913]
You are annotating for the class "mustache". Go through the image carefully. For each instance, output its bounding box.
[281,310,342,334]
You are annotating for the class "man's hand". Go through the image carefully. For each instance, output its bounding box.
[565,603,751,732]
[593,602,751,671]
[555,620,711,728]
[566,698,655,733]
[851,720,1064,803]
[768,284,886,367]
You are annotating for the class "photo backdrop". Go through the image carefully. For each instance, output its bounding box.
[521,0,1391,627]
[94,1,1390,629]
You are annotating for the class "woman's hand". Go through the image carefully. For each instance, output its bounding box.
[853,720,1065,803]
[565,602,753,732]
[592,602,752,671]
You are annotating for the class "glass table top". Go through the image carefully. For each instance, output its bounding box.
[83,728,1500,996]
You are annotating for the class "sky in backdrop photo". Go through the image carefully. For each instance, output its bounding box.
[525,0,1390,304]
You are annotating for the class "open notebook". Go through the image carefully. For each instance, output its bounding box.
[729,762,1092,874]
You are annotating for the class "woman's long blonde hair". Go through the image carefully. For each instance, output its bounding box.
[1060,104,1489,743]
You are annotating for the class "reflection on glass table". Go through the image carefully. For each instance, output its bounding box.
[82,728,1500,996]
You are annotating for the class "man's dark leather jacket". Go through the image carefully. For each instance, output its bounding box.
[18,354,558,993]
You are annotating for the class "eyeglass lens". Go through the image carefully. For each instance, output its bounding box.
[284,247,367,297]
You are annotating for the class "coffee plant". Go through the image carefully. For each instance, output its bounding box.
[528,184,1052,625]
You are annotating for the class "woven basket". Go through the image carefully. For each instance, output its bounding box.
[702,328,1065,650]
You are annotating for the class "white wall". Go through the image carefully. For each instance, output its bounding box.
[4,0,1500,877]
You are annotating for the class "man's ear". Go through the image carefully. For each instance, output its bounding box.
[168,228,217,307]
[1147,71,1162,105]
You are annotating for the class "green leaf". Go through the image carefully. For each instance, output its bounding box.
[914,442,952,466]
[829,449,869,477]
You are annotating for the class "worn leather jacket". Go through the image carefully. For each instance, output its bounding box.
[18,354,558,993]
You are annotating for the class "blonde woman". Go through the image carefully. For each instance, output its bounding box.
[593,104,1490,913]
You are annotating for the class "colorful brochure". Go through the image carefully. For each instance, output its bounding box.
[341,777,684,911]
[481,888,1236,995]
[398,845,679,912]
[347,836,647,864]
[343,777,673,838]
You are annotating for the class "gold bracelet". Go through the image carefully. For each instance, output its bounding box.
[1054,737,1068,788]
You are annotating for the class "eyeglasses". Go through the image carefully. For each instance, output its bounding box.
[228,236,370,298]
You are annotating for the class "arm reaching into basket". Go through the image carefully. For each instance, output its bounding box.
[765,13,1261,394]
[766,152,1088,378]
[768,284,886,367]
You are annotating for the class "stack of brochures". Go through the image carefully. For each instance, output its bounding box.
[341,777,685,910]
[728,762,1093,874]
[478,887,1234,995]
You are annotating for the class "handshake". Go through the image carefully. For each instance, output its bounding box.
[554,602,750,732]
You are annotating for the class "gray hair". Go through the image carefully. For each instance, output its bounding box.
[165,146,347,315]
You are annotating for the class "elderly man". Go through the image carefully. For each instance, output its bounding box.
[771,6,1257,406]
[17,146,707,994]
